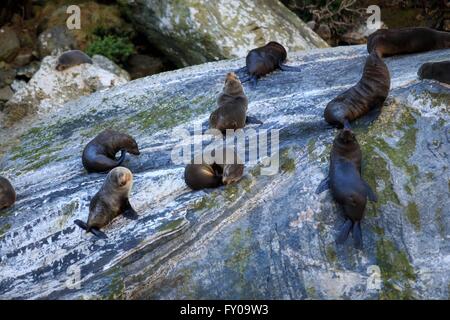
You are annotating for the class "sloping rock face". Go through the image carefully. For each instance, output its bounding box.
[0,45,449,299]
[118,0,328,67]
[2,54,128,124]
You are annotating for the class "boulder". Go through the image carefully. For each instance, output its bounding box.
[92,55,130,81]
[117,0,329,67]
[0,26,20,62]
[0,45,448,299]
[125,54,165,79]
[37,26,77,58]
[2,54,128,124]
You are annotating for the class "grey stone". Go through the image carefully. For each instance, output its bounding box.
[0,45,449,299]
[37,26,77,58]
[0,86,13,101]
[126,54,165,79]
[0,26,20,62]
[92,55,130,81]
[117,0,329,67]
[0,68,16,87]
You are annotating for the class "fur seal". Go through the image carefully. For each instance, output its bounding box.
[74,167,138,238]
[82,129,140,173]
[316,129,377,249]
[418,60,450,84]
[324,52,390,129]
[56,50,93,71]
[209,72,261,133]
[235,41,302,85]
[367,27,450,58]
[0,177,16,210]
[184,148,244,190]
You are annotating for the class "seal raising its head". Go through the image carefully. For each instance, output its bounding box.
[56,50,93,71]
[74,167,138,238]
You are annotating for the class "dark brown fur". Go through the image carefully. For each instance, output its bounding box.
[209,72,248,133]
[316,130,377,249]
[74,167,137,238]
[324,52,390,128]
[418,60,450,84]
[82,130,140,173]
[367,27,450,58]
[0,177,16,210]
[184,149,244,190]
[56,50,93,71]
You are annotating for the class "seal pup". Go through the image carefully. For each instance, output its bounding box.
[316,129,377,249]
[209,72,262,133]
[184,148,244,190]
[324,52,390,129]
[56,50,93,71]
[82,129,140,173]
[367,27,450,58]
[0,177,16,210]
[235,41,302,86]
[74,167,138,238]
[418,60,450,85]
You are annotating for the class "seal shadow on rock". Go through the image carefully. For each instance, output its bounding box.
[316,129,377,249]
[324,51,390,129]
[74,167,138,238]
[234,41,302,86]
[184,147,244,190]
[209,72,262,134]
[82,129,140,173]
[56,50,93,71]
[0,177,16,210]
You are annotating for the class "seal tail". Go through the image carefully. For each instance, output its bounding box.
[352,221,363,249]
[336,219,353,245]
[116,150,126,166]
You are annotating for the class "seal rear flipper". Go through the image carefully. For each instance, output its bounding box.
[122,199,139,220]
[246,115,263,125]
[279,64,302,72]
[116,150,127,166]
[315,177,330,194]
[89,227,108,239]
[234,66,248,75]
[363,181,378,202]
[336,219,353,244]
[352,221,363,249]
[74,219,88,230]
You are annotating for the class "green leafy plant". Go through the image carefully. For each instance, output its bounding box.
[86,35,135,64]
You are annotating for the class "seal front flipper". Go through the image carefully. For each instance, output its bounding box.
[89,227,108,239]
[363,181,378,202]
[122,200,138,220]
[279,64,302,72]
[336,219,353,244]
[315,176,330,194]
[246,115,263,125]
[352,221,363,249]
[74,219,88,230]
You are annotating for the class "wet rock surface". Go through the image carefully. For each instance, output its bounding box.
[0,45,449,299]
